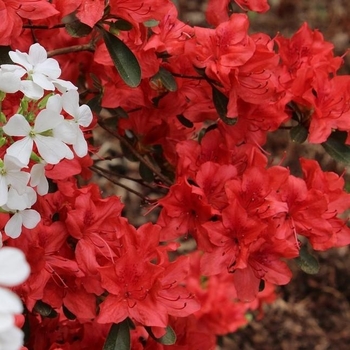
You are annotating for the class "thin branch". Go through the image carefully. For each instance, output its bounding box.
[22,23,66,30]
[47,44,95,58]
[91,166,156,203]
[91,164,157,191]
[98,121,173,186]
[171,73,205,80]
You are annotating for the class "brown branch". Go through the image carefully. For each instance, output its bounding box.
[47,44,95,58]
[91,166,156,203]
[22,23,66,30]
[98,121,173,186]
[92,164,157,191]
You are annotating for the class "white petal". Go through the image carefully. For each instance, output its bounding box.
[8,50,32,71]
[6,188,30,211]
[35,58,61,79]
[0,72,20,93]
[21,209,41,229]
[6,138,33,166]
[73,130,88,157]
[77,105,93,126]
[32,72,55,91]
[53,120,78,144]
[0,247,30,286]
[0,325,24,350]
[52,78,77,93]
[4,213,23,239]
[62,89,79,117]
[0,177,8,207]
[2,114,31,137]
[0,64,26,78]
[20,80,43,100]
[28,43,47,65]
[34,109,63,133]
[0,312,15,332]
[34,135,73,164]
[46,94,62,113]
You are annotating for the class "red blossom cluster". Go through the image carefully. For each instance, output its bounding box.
[1,0,350,349]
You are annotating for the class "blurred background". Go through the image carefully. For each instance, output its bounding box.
[175,1,350,349]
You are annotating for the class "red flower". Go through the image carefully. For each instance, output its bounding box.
[205,0,270,26]
[0,0,59,45]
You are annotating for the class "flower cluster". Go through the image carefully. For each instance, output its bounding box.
[0,43,93,239]
[0,0,350,349]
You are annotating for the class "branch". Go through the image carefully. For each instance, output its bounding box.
[92,163,157,191]
[47,44,95,58]
[91,165,156,203]
[98,120,173,186]
[22,23,66,30]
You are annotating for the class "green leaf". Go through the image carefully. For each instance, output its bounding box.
[177,114,193,128]
[290,124,308,143]
[34,300,58,318]
[321,131,350,165]
[65,19,93,37]
[295,245,320,275]
[101,28,141,87]
[143,19,160,27]
[212,86,237,126]
[146,326,177,345]
[103,320,130,350]
[110,19,133,32]
[150,67,178,92]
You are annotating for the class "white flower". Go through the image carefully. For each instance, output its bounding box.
[30,161,49,196]
[0,247,30,350]
[0,326,24,350]
[0,155,30,207]
[3,111,74,165]
[0,69,21,93]
[0,247,30,287]
[3,43,77,99]
[3,187,41,239]
[61,89,93,157]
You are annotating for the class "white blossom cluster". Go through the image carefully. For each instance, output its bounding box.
[0,43,93,239]
[0,246,30,350]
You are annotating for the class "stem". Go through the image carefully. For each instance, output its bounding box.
[22,23,66,30]
[98,121,173,186]
[47,44,95,58]
[171,73,205,80]
[91,166,155,203]
[92,164,157,191]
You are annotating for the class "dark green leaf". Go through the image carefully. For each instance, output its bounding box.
[143,19,160,27]
[322,131,350,165]
[212,86,237,125]
[34,300,58,318]
[139,161,155,183]
[295,245,320,275]
[101,28,141,87]
[103,320,130,350]
[110,19,133,32]
[62,305,76,320]
[65,19,93,37]
[146,326,177,345]
[290,124,308,143]
[150,67,178,92]
[177,114,193,128]
[258,279,265,292]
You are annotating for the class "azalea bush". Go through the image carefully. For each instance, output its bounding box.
[1,0,350,349]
